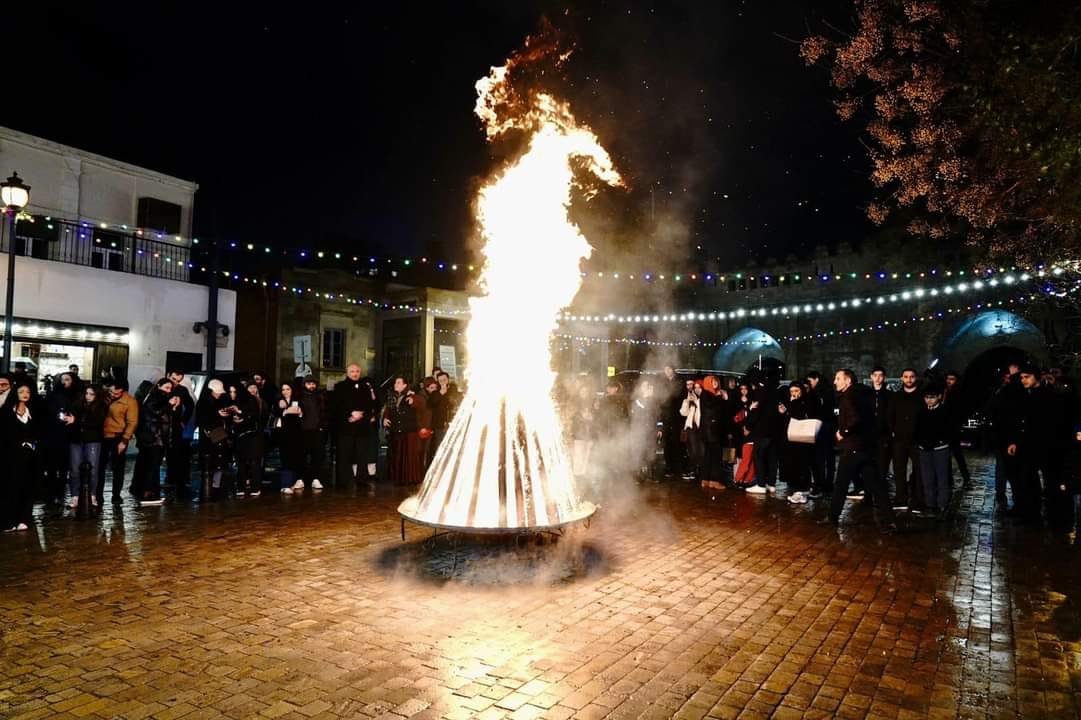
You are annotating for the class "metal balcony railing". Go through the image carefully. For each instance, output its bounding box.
[1,215,195,282]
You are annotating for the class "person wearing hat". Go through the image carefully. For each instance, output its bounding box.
[196,378,233,501]
[916,382,951,519]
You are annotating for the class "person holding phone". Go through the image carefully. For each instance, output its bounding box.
[232,380,267,497]
[273,382,305,492]
[196,379,231,501]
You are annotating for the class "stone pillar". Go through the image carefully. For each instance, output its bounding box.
[420,308,436,377]
[59,156,82,219]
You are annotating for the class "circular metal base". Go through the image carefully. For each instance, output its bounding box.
[397,496,597,536]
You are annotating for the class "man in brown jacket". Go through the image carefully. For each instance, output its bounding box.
[97,378,140,505]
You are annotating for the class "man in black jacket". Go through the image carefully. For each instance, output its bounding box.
[165,369,196,499]
[331,364,378,486]
[299,375,328,488]
[941,370,972,486]
[823,369,896,531]
[865,366,892,504]
[887,368,923,510]
[805,371,836,497]
[1004,364,1068,523]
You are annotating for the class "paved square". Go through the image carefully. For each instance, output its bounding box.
[2,457,1079,719]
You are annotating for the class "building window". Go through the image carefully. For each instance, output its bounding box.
[322,328,346,369]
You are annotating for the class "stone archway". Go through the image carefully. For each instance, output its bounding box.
[937,309,1047,373]
[937,310,1048,417]
[712,327,784,374]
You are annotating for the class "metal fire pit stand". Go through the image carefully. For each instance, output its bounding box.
[399,506,596,575]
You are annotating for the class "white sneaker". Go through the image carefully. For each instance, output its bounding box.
[291,479,305,490]
[249,490,261,497]
[766,485,776,494]
[91,497,99,507]
[311,479,324,491]
[15,523,28,531]
[788,492,806,504]
[68,498,78,509]
[280,487,294,495]
[746,485,768,495]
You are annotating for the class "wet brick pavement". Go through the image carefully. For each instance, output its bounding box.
[2,455,1080,719]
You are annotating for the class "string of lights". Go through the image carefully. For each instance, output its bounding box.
[47,214,1081,291]
[548,296,1033,348]
[204,265,1076,323]
[559,270,1068,324]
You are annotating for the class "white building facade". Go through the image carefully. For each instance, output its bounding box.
[0,127,234,388]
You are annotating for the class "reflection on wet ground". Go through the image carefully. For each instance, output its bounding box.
[1,456,1079,718]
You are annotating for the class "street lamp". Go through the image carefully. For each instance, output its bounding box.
[2,172,31,374]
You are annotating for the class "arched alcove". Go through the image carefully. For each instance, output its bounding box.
[712,327,784,374]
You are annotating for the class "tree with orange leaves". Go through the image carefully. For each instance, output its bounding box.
[801,0,1081,263]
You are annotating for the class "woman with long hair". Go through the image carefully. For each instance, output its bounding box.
[272,382,305,493]
[134,378,174,506]
[383,376,423,485]
[65,384,107,510]
[231,380,267,497]
[2,380,39,531]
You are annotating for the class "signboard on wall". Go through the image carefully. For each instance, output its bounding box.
[438,345,458,379]
[292,335,312,364]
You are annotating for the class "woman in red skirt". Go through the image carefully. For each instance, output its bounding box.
[383,377,426,485]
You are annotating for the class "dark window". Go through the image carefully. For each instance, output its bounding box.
[137,197,183,234]
[322,328,346,369]
[166,351,202,374]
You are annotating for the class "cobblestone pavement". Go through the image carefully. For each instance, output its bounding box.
[1,456,1080,719]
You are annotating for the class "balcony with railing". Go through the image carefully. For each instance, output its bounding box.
[2,214,197,283]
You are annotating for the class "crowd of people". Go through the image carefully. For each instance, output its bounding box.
[559,362,1081,533]
[0,363,461,532]
[3,356,1078,535]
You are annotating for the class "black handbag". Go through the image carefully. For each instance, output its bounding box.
[206,426,230,445]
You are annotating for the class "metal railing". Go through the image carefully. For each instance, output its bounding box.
[1,215,196,282]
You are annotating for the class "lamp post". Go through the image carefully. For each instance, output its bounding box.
[1,172,31,374]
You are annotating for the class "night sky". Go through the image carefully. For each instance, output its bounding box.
[9,1,868,270]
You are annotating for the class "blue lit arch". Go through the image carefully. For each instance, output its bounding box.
[938,310,1046,371]
[712,327,784,373]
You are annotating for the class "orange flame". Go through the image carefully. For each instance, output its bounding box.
[399,39,620,530]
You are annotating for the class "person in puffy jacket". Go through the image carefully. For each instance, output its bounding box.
[133,378,174,506]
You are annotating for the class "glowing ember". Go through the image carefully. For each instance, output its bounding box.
[399,38,621,531]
